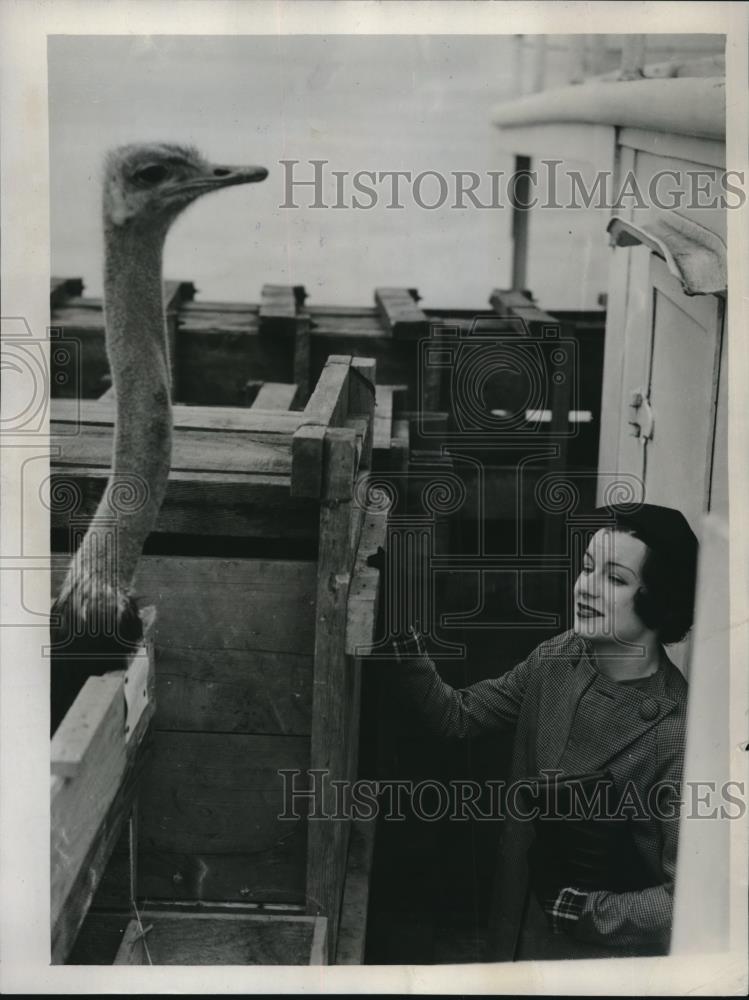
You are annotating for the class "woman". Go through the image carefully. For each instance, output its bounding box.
[392,503,698,961]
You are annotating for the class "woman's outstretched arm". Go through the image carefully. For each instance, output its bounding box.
[393,628,538,740]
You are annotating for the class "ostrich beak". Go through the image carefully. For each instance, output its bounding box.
[205,163,269,188]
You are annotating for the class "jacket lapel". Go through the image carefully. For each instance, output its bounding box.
[537,639,679,774]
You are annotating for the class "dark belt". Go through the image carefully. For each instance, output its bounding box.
[521,769,659,895]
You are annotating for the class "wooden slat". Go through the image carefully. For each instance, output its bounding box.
[50,423,292,478]
[323,426,358,502]
[139,731,310,854]
[51,398,305,436]
[251,382,299,410]
[291,357,352,498]
[133,556,317,656]
[153,647,313,735]
[110,911,326,965]
[335,819,377,964]
[51,675,126,923]
[49,468,316,542]
[301,355,351,428]
[260,284,297,322]
[163,280,196,401]
[489,287,559,329]
[305,430,359,960]
[348,357,377,470]
[390,417,410,474]
[345,508,388,657]
[375,287,428,339]
[137,730,309,902]
[292,313,312,407]
[373,384,407,451]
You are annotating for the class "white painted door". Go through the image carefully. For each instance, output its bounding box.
[643,255,723,535]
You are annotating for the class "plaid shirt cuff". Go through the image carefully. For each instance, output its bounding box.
[392,626,428,661]
[542,887,587,934]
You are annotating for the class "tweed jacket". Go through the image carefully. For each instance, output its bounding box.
[397,629,688,961]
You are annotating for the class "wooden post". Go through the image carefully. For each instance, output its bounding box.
[374,287,428,340]
[163,281,196,402]
[510,156,532,291]
[306,428,358,961]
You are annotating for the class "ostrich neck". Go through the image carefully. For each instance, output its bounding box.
[84,221,173,591]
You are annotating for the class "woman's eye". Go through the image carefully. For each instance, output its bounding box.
[134,164,168,184]
[609,575,624,585]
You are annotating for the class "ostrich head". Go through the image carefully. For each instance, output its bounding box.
[103,142,269,229]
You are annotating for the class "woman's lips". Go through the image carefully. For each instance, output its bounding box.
[576,603,603,618]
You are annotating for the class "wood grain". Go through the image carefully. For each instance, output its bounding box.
[153,647,313,736]
[51,423,293,478]
[112,911,326,965]
[374,287,428,339]
[335,818,377,964]
[251,382,299,410]
[50,468,316,542]
[133,556,317,655]
[136,730,310,901]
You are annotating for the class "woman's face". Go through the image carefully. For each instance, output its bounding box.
[573,529,652,645]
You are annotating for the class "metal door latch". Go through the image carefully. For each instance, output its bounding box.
[628,388,654,442]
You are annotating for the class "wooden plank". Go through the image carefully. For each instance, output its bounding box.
[137,731,309,901]
[110,911,325,965]
[132,556,317,656]
[323,426,358,502]
[309,916,328,966]
[51,675,127,945]
[113,919,148,965]
[52,751,148,963]
[291,355,353,498]
[153,647,313,735]
[306,431,359,960]
[390,417,410,474]
[163,281,196,401]
[51,649,155,962]
[303,355,351,428]
[51,398,305,437]
[290,424,327,499]
[50,277,84,308]
[260,284,297,322]
[489,287,559,329]
[346,508,388,657]
[373,384,406,451]
[49,468,315,542]
[251,382,299,410]
[374,287,428,339]
[137,848,307,905]
[50,423,292,478]
[292,313,312,407]
[348,358,377,470]
[335,819,377,965]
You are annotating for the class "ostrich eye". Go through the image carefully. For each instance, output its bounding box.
[134,164,169,185]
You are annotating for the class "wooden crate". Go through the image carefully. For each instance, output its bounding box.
[51,354,387,965]
[71,909,328,965]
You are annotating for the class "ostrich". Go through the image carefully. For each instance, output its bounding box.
[51,143,268,734]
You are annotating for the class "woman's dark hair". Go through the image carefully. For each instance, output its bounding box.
[592,503,699,645]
